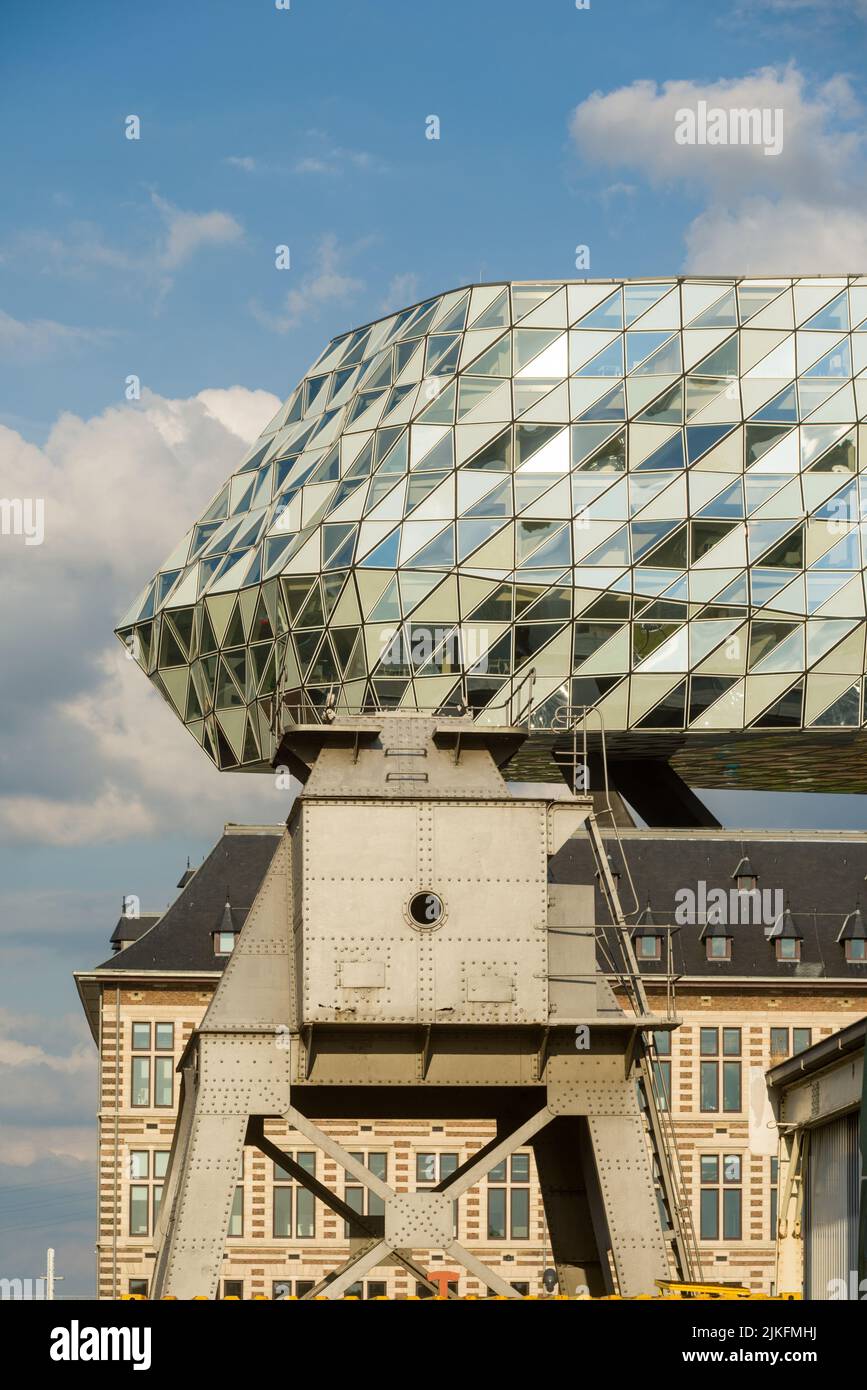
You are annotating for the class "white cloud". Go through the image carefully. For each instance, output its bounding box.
[150,192,243,271]
[0,1128,92,1165]
[0,385,290,848]
[0,308,111,362]
[293,132,385,176]
[3,194,244,301]
[251,233,364,332]
[225,155,258,173]
[570,65,867,271]
[684,197,867,274]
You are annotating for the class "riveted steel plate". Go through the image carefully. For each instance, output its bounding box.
[384,1192,453,1248]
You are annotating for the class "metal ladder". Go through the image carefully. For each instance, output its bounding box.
[585,807,702,1284]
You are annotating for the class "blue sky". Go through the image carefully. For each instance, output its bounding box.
[2,0,867,1295]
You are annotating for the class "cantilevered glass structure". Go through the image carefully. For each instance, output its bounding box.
[117,277,867,792]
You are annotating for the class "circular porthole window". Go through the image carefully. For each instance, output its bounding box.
[408,891,445,928]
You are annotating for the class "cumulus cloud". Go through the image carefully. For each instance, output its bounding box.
[0,386,290,848]
[570,64,867,272]
[251,232,364,332]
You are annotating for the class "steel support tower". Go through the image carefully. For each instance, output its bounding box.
[151,714,696,1298]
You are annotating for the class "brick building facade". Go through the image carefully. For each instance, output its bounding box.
[75,823,867,1298]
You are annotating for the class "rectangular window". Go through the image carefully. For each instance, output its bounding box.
[706,935,731,960]
[487,1186,507,1239]
[700,1060,718,1111]
[154,1151,170,1180]
[224,1281,244,1299]
[510,1187,530,1239]
[131,1056,150,1107]
[723,1060,742,1112]
[793,1028,811,1054]
[129,1279,148,1298]
[699,1188,718,1240]
[129,1150,149,1180]
[129,1185,149,1236]
[652,1030,672,1110]
[770,1026,788,1056]
[228,1185,243,1237]
[846,938,867,961]
[216,932,235,955]
[153,1057,173,1107]
[511,1154,530,1183]
[152,1184,163,1228]
[342,1153,386,1236]
[296,1187,315,1238]
[131,1023,150,1051]
[699,1155,719,1240]
[770,1156,778,1242]
[699,1029,740,1113]
[416,1153,437,1183]
[723,1187,742,1239]
[486,1152,531,1239]
[699,1154,741,1241]
[273,1185,292,1239]
[273,1151,316,1238]
[776,938,800,961]
[636,935,660,959]
[154,1023,174,1051]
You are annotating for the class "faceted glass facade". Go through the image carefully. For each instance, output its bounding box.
[117,277,867,774]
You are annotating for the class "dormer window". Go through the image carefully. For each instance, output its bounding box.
[706,935,731,961]
[769,901,801,962]
[632,898,662,961]
[636,934,661,960]
[213,890,239,957]
[837,902,867,963]
[731,853,758,895]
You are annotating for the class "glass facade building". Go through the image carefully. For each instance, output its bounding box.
[117,277,867,788]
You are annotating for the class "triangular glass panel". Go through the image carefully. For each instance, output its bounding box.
[574,339,624,377]
[751,385,798,423]
[575,383,626,422]
[635,432,685,471]
[801,291,849,332]
[687,423,737,464]
[688,289,737,327]
[636,381,683,424]
[575,290,623,330]
[359,529,401,569]
[461,428,512,471]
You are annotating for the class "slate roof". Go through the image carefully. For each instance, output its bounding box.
[95,826,283,972]
[91,822,867,984]
[109,913,161,949]
[551,829,867,982]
